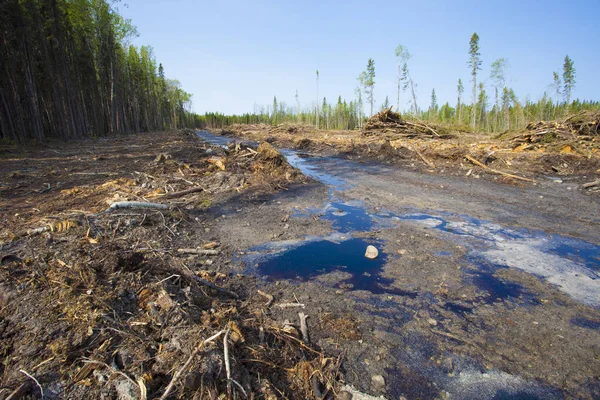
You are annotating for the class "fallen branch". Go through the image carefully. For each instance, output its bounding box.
[561,110,586,124]
[404,120,440,137]
[298,312,310,343]
[103,201,169,213]
[192,275,239,299]
[465,155,536,183]
[582,179,600,189]
[275,302,305,309]
[257,290,274,307]
[161,186,204,199]
[19,370,43,399]
[410,146,435,169]
[224,328,232,397]
[177,248,220,256]
[159,330,225,400]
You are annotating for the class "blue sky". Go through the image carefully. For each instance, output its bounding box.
[119,0,599,115]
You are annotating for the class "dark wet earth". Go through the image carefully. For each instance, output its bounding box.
[197,131,600,399]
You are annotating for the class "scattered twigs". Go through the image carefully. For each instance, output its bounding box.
[82,359,138,388]
[160,186,204,199]
[102,201,169,214]
[19,370,44,399]
[299,312,310,343]
[257,290,274,307]
[159,330,225,400]
[465,155,536,183]
[177,248,220,256]
[275,302,305,309]
[582,179,600,189]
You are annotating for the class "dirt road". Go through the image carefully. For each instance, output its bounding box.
[198,131,600,399]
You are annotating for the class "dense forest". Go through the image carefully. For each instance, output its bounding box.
[0,0,194,143]
[201,36,599,133]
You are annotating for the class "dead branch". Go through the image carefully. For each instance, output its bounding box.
[159,330,225,400]
[410,146,435,169]
[582,179,600,189]
[224,327,232,397]
[561,110,586,124]
[191,275,239,299]
[299,312,310,343]
[103,201,169,213]
[275,302,305,309]
[19,370,43,399]
[161,186,204,199]
[405,120,440,137]
[465,155,536,183]
[177,248,220,256]
[257,290,274,307]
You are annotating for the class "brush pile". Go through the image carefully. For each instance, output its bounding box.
[510,111,599,154]
[363,107,443,138]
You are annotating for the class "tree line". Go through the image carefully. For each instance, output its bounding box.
[204,33,598,133]
[0,0,194,143]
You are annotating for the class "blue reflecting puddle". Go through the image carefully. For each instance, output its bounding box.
[257,238,415,296]
[571,316,600,330]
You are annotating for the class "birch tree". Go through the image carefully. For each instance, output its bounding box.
[457,79,464,124]
[395,44,410,111]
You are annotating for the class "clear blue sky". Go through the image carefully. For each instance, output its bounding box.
[119,0,600,115]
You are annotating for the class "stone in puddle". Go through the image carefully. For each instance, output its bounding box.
[365,245,379,259]
[371,374,386,392]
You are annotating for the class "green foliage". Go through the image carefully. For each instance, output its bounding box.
[562,55,576,104]
[0,0,193,142]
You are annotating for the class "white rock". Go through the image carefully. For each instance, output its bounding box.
[371,375,386,392]
[365,245,379,259]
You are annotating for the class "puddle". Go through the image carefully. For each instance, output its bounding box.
[571,316,600,330]
[255,237,414,295]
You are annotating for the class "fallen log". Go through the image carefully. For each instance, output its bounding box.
[177,248,220,256]
[298,312,309,343]
[465,155,536,183]
[411,146,435,169]
[582,179,600,189]
[160,186,204,199]
[103,201,169,213]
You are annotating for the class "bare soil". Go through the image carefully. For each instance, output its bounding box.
[1,127,599,400]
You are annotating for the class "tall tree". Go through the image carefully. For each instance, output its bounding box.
[429,88,438,119]
[468,33,482,129]
[552,72,562,105]
[562,55,575,104]
[295,89,300,121]
[457,79,464,124]
[359,59,376,116]
[315,70,319,128]
[395,44,410,111]
[401,62,418,115]
[490,58,508,130]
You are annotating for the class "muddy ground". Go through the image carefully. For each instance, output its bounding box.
[1,128,599,399]
[213,119,600,186]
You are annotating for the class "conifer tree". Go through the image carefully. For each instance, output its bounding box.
[468,33,482,128]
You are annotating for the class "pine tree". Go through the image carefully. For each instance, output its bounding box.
[562,55,575,104]
[468,33,482,129]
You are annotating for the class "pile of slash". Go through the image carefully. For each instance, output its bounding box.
[0,131,343,399]
[362,107,444,138]
[507,110,599,155]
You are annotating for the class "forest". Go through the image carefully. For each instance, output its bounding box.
[201,38,599,133]
[0,0,194,143]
